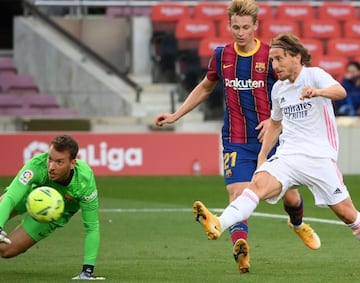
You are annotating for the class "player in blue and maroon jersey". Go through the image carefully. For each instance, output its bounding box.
[155,0,320,274]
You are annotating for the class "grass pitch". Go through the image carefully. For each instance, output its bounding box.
[0,175,360,283]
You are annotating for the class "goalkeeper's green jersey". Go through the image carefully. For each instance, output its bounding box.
[0,152,100,266]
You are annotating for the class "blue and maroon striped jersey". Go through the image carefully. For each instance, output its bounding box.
[207,39,277,144]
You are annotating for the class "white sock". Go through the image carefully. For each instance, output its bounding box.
[347,211,360,239]
[218,188,259,232]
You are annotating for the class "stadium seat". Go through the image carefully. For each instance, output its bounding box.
[276,3,315,22]
[217,18,233,40]
[0,108,40,116]
[193,2,228,37]
[344,20,360,38]
[258,3,273,21]
[255,4,274,39]
[0,73,39,95]
[151,3,190,33]
[175,18,216,51]
[198,37,231,69]
[105,7,130,17]
[0,57,17,75]
[302,19,341,40]
[150,3,190,83]
[260,20,300,39]
[0,94,23,109]
[24,94,60,109]
[174,18,216,97]
[193,2,228,22]
[318,2,356,22]
[327,39,360,60]
[301,38,324,61]
[259,37,273,45]
[41,107,79,116]
[312,55,347,81]
[175,18,216,93]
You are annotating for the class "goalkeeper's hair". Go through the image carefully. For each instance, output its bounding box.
[270,33,312,67]
[50,135,79,160]
[227,0,259,24]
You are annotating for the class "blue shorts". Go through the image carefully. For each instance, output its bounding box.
[223,143,276,185]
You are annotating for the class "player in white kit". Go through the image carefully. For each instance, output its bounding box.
[193,33,360,244]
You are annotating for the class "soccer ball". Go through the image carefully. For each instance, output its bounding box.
[26,186,65,223]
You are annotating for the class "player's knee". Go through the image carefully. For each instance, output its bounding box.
[283,189,301,207]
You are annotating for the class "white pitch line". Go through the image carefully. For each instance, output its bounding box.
[99,208,344,226]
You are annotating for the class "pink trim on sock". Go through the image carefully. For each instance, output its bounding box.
[243,188,259,205]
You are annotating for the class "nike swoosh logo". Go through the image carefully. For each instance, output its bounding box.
[223,64,233,69]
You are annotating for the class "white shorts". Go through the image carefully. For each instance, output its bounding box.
[255,154,349,207]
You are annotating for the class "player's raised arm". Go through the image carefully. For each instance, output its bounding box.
[155,77,217,127]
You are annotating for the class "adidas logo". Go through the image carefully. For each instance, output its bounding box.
[333,188,342,194]
[280,97,286,104]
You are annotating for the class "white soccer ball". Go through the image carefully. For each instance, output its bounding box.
[26,186,65,223]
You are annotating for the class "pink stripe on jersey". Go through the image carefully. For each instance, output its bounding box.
[332,159,345,186]
[323,106,338,151]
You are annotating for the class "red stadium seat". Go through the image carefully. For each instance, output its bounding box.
[217,18,233,40]
[302,19,341,40]
[256,4,274,35]
[301,38,324,61]
[260,20,300,38]
[0,73,39,95]
[318,2,356,22]
[276,3,315,22]
[258,3,273,21]
[151,3,190,33]
[193,2,228,37]
[327,38,360,59]
[312,55,347,81]
[193,2,228,21]
[175,18,216,50]
[259,37,273,45]
[198,37,231,69]
[0,57,17,75]
[344,20,360,38]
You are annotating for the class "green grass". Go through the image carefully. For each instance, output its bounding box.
[0,176,360,282]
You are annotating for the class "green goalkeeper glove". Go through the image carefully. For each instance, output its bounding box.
[72,265,105,280]
[0,228,11,244]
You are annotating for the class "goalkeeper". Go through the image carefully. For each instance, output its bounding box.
[0,134,105,280]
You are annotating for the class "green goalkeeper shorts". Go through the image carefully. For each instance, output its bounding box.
[21,214,63,242]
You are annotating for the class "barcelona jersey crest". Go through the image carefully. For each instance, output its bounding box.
[255,62,266,73]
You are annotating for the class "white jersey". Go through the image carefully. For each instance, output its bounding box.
[271,66,340,160]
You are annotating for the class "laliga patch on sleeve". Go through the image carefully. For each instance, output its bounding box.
[19,169,34,185]
[83,190,98,202]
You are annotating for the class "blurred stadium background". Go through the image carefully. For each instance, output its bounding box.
[1,1,360,282]
[0,0,359,175]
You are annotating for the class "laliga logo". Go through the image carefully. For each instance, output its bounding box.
[77,142,142,171]
[23,141,142,172]
[23,141,49,162]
